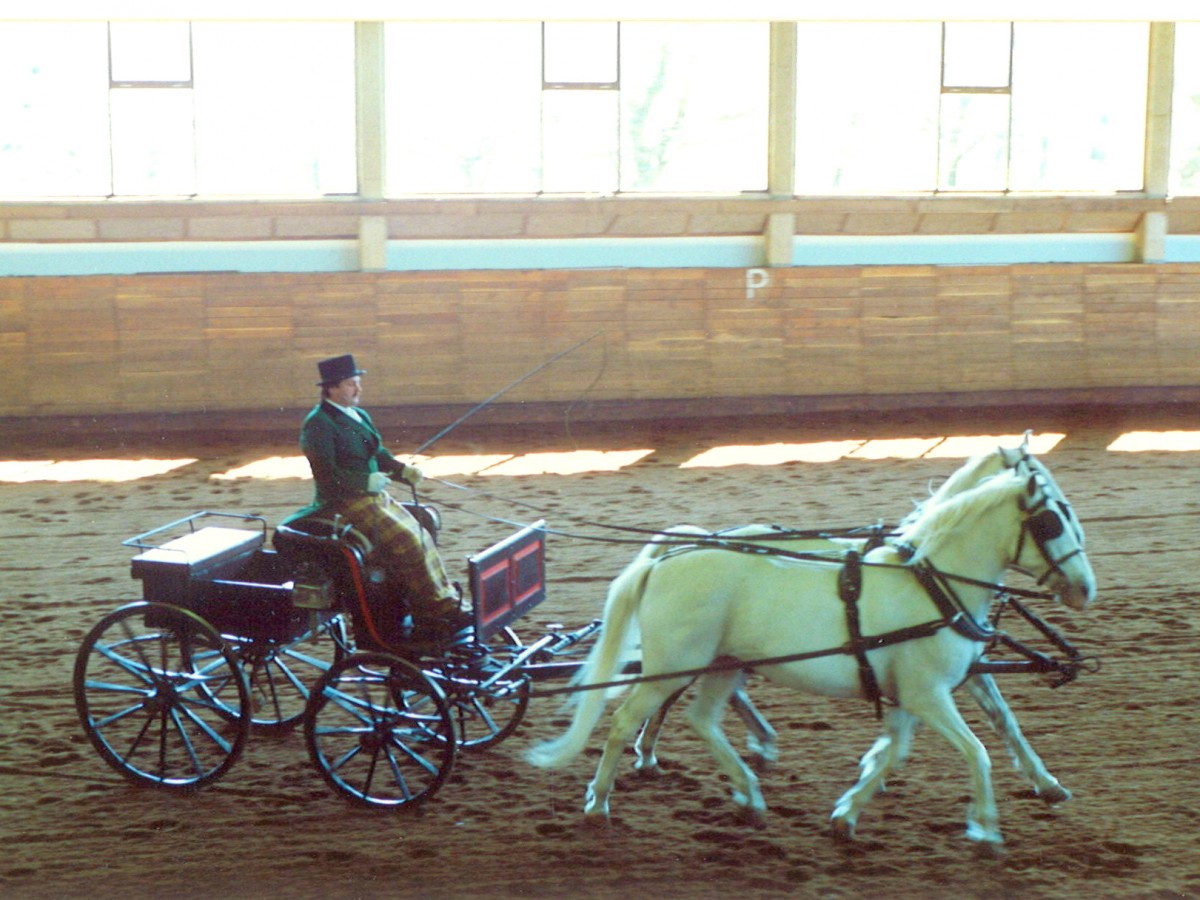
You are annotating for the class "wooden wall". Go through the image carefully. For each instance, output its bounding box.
[2,263,1199,420]
[2,195,1198,242]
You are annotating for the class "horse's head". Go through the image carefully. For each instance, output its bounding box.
[1011,456,1096,610]
[903,439,1095,610]
[902,447,1096,611]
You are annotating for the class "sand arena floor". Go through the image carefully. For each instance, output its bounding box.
[1,403,1196,899]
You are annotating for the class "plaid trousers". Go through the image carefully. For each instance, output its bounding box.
[330,493,459,618]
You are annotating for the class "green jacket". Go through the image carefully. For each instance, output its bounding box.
[285,401,411,523]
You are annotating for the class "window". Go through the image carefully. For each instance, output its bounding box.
[0,21,354,198]
[542,22,620,193]
[108,22,196,195]
[192,23,356,196]
[0,19,1162,201]
[0,23,111,197]
[1171,24,1200,195]
[938,23,1012,190]
[620,23,767,193]
[796,21,1148,194]
[385,21,767,195]
[1009,23,1147,192]
[794,23,942,194]
[386,23,543,194]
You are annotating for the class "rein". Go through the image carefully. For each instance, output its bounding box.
[433,486,904,552]
[530,540,1083,707]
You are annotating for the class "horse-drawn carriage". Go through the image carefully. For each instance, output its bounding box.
[72,506,573,807]
[74,441,1098,853]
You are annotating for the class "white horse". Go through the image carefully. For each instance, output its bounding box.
[635,444,1077,804]
[527,453,1095,853]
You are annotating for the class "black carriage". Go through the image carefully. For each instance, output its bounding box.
[73,507,577,808]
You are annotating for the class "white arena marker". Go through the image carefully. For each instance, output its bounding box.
[0,458,197,483]
[681,441,863,468]
[1108,431,1200,452]
[924,433,1064,459]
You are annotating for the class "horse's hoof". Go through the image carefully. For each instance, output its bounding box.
[829,817,856,843]
[973,839,1007,861]
[749,754,775,775]
[633,763,665,779]
[579,813,612,831]
[1037,783,1071,805]
[738,805,768,830]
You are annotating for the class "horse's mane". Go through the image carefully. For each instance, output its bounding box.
[897,449,1006,530]
[904,466,1022,561]
[925,449,1005,506]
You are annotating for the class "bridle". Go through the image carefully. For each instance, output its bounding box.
[1012,462,1088,587]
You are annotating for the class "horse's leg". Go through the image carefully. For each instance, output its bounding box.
[639,679,778,776]
[907,689,1004,854]
[685,671,767,824]
[729,682,779,771]
[830,708,918,840]
[633,685,687,775]
[584,681,683,820]
[966,673,1071,803]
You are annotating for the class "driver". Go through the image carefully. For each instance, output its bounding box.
[287,354,472,643]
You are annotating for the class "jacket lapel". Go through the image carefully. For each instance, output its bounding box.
[322,401,382,449]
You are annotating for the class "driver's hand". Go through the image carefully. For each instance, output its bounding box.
[401,464,424,488]
[367,471,390,494]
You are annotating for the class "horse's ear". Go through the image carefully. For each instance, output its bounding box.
[998,446,1022,468]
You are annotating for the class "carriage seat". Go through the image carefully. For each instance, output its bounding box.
[272,518,360,573]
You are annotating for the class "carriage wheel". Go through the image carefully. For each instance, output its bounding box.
[207,614,351,736]
[444,627,531,753]
[305,651,456,810]
[73,602,250,791]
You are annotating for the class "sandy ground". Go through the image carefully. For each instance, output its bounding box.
[1,402,1197,900]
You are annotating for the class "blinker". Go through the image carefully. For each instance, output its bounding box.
[1028,508,1064,543]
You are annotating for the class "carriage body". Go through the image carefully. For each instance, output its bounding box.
[128,518,320,644]
[74,506,551,806]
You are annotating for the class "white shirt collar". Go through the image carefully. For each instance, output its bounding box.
[326,400,363,423]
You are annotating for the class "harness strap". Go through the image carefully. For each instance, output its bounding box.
[838,550,883,719]
[909,560,996,643]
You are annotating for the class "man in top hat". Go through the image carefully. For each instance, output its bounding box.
[291,353,471,642]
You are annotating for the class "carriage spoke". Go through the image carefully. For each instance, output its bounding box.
[174,695,239,755]
[168,706,211,778]
[306,652,456,809]
[75,603,250,791]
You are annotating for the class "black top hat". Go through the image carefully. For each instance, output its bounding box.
[317,354,366,385]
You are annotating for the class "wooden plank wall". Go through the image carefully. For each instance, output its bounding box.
[3,195,1200,242]
[2,263,1199,419]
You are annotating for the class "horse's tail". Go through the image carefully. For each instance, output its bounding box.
[524,526,703,770]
